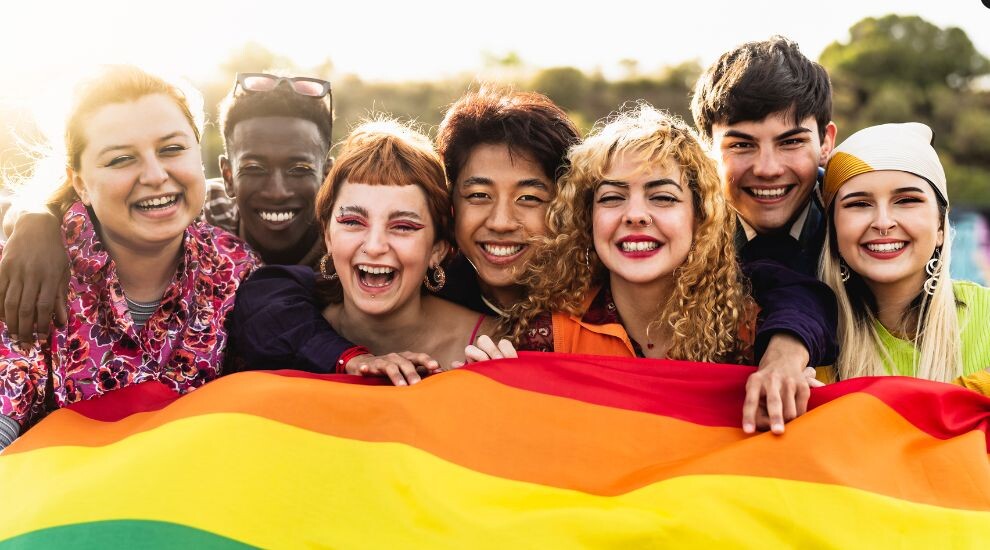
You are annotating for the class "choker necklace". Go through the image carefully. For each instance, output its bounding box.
[480,294,506,317]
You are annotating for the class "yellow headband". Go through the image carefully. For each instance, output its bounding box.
[823,122,946,207]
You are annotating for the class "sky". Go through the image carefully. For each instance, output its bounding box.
[2,0,989,104]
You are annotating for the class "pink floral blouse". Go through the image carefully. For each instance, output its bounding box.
[0,202,259,428]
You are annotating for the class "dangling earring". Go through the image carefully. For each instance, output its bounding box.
[320,253,338,281]
[584,248,591,269]
[924,247,943,296]
[424,264,446,292]
[839,258,851,283]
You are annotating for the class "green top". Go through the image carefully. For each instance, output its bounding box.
[875,280,990,376]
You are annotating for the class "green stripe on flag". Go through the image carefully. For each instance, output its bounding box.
[0,520,252,549]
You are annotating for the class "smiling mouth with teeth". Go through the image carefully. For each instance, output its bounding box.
[258,210,298,223]
[481,243,525,257]
[356,264,396,288]
[135,194,179,210]
[620,241,659,252]
[746,186,792,199]
[864,242,907,253]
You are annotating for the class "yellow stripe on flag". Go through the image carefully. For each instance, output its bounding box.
[1,413,988,548]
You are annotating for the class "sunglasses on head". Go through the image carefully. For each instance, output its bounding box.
[235,73,332,99]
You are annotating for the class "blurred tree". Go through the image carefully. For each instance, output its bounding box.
[219,41,296,77]
[821,15,989,97]
[619,58,639,80]
[658,60,703,91]
[821,15,990,207]
[312,58,335,80]
[530,66,590,111]
[482,51,523,70]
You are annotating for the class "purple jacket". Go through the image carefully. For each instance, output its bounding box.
[229,257,837,372]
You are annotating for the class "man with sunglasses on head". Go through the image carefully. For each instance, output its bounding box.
[0,72,334,344]
[210,73,333,267]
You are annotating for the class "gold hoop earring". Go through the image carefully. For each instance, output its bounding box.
[924,247,942,296]
[839,259,851,283]
[424,264,446,292]
[320,253,338,281]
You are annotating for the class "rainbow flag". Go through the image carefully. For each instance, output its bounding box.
[1,352,989,548]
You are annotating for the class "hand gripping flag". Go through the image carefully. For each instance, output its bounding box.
[1,352,989,548]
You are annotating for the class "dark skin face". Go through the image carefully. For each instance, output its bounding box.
[220,116,329,264]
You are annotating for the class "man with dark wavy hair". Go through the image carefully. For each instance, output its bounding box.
[692,36,836,276]
[433,86,582,313]
[692,36,839,434]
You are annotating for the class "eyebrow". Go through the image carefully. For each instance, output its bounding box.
[518,178,550,191]
[240,153,317,163]
[461,176,550,191]
[723,127,811,141]
[337,205,368,217]
[461,176,492,187]
[96,131,190,157]
[840,186,928,200]
[597,178,682,191]
[389,210,423,221]
[894,186,927,194]
[337,206,422,221]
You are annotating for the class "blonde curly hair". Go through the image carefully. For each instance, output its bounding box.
[507,103,754,363]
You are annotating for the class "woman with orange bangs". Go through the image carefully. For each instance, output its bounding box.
[307,118,497,374]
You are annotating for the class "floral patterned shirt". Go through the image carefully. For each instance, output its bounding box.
[0,202,259,428]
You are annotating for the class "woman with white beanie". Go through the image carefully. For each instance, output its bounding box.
[819,122,990,390]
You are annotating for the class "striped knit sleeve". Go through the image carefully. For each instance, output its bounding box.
[955,281,990,375]
[0,414,19,451]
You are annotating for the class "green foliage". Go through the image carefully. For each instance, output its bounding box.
[820,15,989,95]
[820,14,990,208]
[530,67,591,112]
[1,14,986,210]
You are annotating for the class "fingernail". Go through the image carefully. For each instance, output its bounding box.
[396,380,406,386]
[772,423,785,434]
[742,423,754,433]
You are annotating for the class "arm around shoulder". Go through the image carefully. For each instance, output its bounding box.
[0,210,69,344]
[230,265,357,373]
[744,259,838,366]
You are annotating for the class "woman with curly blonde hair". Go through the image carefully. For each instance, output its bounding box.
[499,104,755,362]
